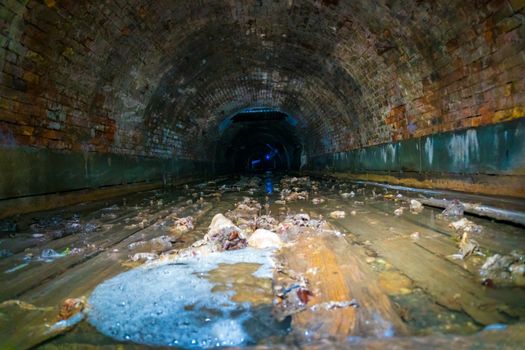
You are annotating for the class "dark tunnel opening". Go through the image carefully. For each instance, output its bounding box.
[216,108,303,173]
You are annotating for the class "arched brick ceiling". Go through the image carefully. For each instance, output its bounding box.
[1,0,523,160]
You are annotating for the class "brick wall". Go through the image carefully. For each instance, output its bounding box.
[0,0,524,162]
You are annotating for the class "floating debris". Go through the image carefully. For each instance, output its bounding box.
[279,214,324,230]
[169,216,194,235]
[311,198,325,205]
[310,300,359,311]
[5,262,30,274]
[409,199,424,213]
[450,232,480,260]
[130,252,159,262]
[330,211,346,219]
[410,232,421,240]
[39,248,68,262]
[442,199,465,218]
[479,252,525,287]
[281,189,309,202]
[84,222,102,234]
[449,218,482,234]
[47,311,86,335]
[58,297,86,321]
[274,275,312,320]
[127,241,147,250]
[148,235,173,252]
[207,214,247,251]
[256,215,279,231]
[483,323,508,331]
[0,300,53,312]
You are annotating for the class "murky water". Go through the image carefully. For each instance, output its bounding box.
[0,173,524,349]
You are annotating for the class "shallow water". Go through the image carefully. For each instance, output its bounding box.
[0,173,524,349]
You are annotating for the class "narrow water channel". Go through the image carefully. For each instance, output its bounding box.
[1,173,524,349]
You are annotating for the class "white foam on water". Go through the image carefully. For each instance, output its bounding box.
[88,248,276,348]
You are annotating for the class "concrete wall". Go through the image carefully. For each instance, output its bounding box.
[0,148,224,200]
[307,118,525,197]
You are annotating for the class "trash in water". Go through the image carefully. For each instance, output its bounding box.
[47,311,85,335]
[450,232,479,260]
[296,287,314,304]
[0,299,53,312]
[39,248,69,262]
[483,323,508,331]
[255,215,279,231]
[479,251,525,287]
[128,241,147,250]
[206,214,247,251]
[442,200,465,218]
[64,222,82,235]
[58,297,86,321]
[274,274,312,320]
[394,208,404,216]
[410,232,421,240]
[84,222,102,234]
[449,218,482,234]
[330,211,346,219]
[309,299,359,311]
[148,235,173,252]
[29,215,82,240]
[409,199,424,213]
[130,252,159,262]
[311,198,325,205]
[169,216,194,235]
[4,263,29,274]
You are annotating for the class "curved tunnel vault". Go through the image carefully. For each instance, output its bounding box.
[0,0,525,206]
[1,2,525,348]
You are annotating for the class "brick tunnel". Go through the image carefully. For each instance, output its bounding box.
[1,1,525,349]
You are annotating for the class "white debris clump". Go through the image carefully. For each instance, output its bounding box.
[449,218,482,234]
[341,191,355,199]
[409,199,424,213]
[248,229,283,249]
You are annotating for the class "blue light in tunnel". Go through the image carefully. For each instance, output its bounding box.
[265,177,273,194]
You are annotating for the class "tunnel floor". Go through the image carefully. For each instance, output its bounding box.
[1,174,525,349]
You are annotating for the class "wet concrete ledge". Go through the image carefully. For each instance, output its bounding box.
[306,118,525,199]
[304,170,525,199]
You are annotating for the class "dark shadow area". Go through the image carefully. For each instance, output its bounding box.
[216,109,302,173]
